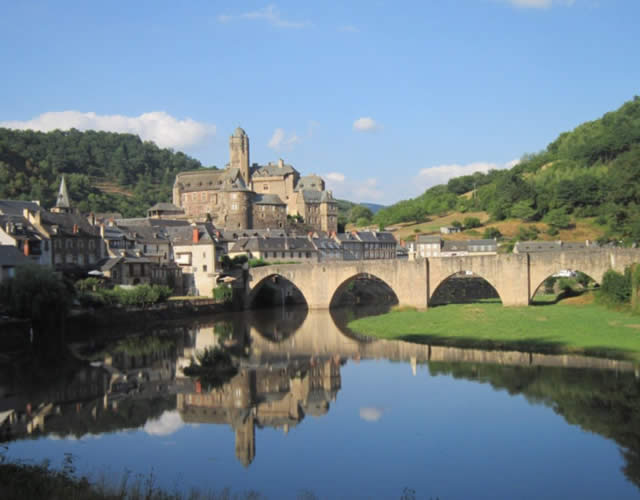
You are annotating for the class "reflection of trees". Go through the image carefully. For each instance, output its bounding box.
[428,362,640,489]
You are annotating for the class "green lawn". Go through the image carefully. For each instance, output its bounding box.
[348,295,640,361]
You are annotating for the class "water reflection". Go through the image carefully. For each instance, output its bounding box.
[1,306,640,492]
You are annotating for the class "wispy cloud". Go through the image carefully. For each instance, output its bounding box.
[360,407,385,422]
[218,5,309,29]
[414,159,519,193]
[323,172,384,202]
[502,0,576,8]
[0,111,215,149]
[267,127,300,151]
[353,117,381,133]
[338,25,360,33]
[143,411,184,436]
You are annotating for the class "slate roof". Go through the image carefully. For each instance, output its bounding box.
[0,214,46,242]
[250,163,298,177]
[514,240,589,253]
[40,211,99,238]
[148,202,184,212]
[253,193,286,206]
[311,237,341,251]
[295,175,324,191]
[166,223,218,246]
[174,168,228,193]
[55,176,71,209]
[230,236,316,253]
[0,200,42,216]
[417,235,442,244]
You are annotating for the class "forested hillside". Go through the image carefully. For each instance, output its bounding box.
[374,96,640,243]
[0,128,207,217]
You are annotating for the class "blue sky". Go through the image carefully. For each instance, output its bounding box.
[1,0,639,204]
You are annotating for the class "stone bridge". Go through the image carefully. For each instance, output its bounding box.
[245,248,640,309]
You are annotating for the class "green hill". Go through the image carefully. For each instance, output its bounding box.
[375,96,640,244]
[0,128,207,217]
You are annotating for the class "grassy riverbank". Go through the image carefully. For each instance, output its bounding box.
[348,294,640,361]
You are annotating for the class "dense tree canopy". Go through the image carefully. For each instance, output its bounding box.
[0,128,206,217]
[373,96,640,242]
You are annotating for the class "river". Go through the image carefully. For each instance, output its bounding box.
[1,306,640,499]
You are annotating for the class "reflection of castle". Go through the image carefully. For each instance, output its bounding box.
[177,358,341,466]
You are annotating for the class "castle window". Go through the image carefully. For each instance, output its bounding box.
[232,193,238,200]
[263,184,269,191]
[231,203,238,210]
[201,193,207,201]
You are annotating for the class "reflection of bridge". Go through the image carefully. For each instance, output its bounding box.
[247,309,638,374]
[246,249,640,309]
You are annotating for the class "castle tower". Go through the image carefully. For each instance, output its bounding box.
[230,127,250,187]
[320,190,338,233]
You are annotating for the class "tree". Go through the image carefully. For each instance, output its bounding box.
[545,208,571,230]
[349,205,374,225]
[483,227,502,240]
[463,217,482,229]
[511,200,537,221]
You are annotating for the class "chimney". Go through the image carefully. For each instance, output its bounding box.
[73,224,79,234]
[193,227,200,243]
[88,212,96,226]
[100,224,105,239]
[278,158,284,168]
[23,239,30,257]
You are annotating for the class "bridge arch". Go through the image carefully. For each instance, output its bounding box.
[247,273,309,309]
[530,268,599,303]
[429,270,503,306]
[329,272,400,308]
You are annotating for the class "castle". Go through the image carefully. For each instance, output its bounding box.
[172,128,338,232]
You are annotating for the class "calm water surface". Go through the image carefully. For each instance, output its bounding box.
[2,306,640,499]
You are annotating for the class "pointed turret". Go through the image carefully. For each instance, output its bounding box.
[52,176,72,213]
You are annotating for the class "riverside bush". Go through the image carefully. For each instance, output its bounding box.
[95,284,172,308]
[600,268,632,304]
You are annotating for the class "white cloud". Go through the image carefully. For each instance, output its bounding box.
[218,5,309,29]
[267,127,300,151]
[360,407,384,422]
[143,410,184,436]
[0,111,216,149]
[414,159,519,193]
[323,173,384,202]
[325,172,345,183]
[353,117,381,133]
[338,25,360,33]
[503,0,575,8]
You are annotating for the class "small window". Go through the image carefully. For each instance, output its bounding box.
[203,265,207,272]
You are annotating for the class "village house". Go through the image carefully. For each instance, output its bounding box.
[166,222,223,296]
[333,231,397,261]
[0,201,51,266]
[414,234,443,258]
[228,236,318,263]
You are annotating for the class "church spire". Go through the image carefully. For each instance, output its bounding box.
[53,176,71,213]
